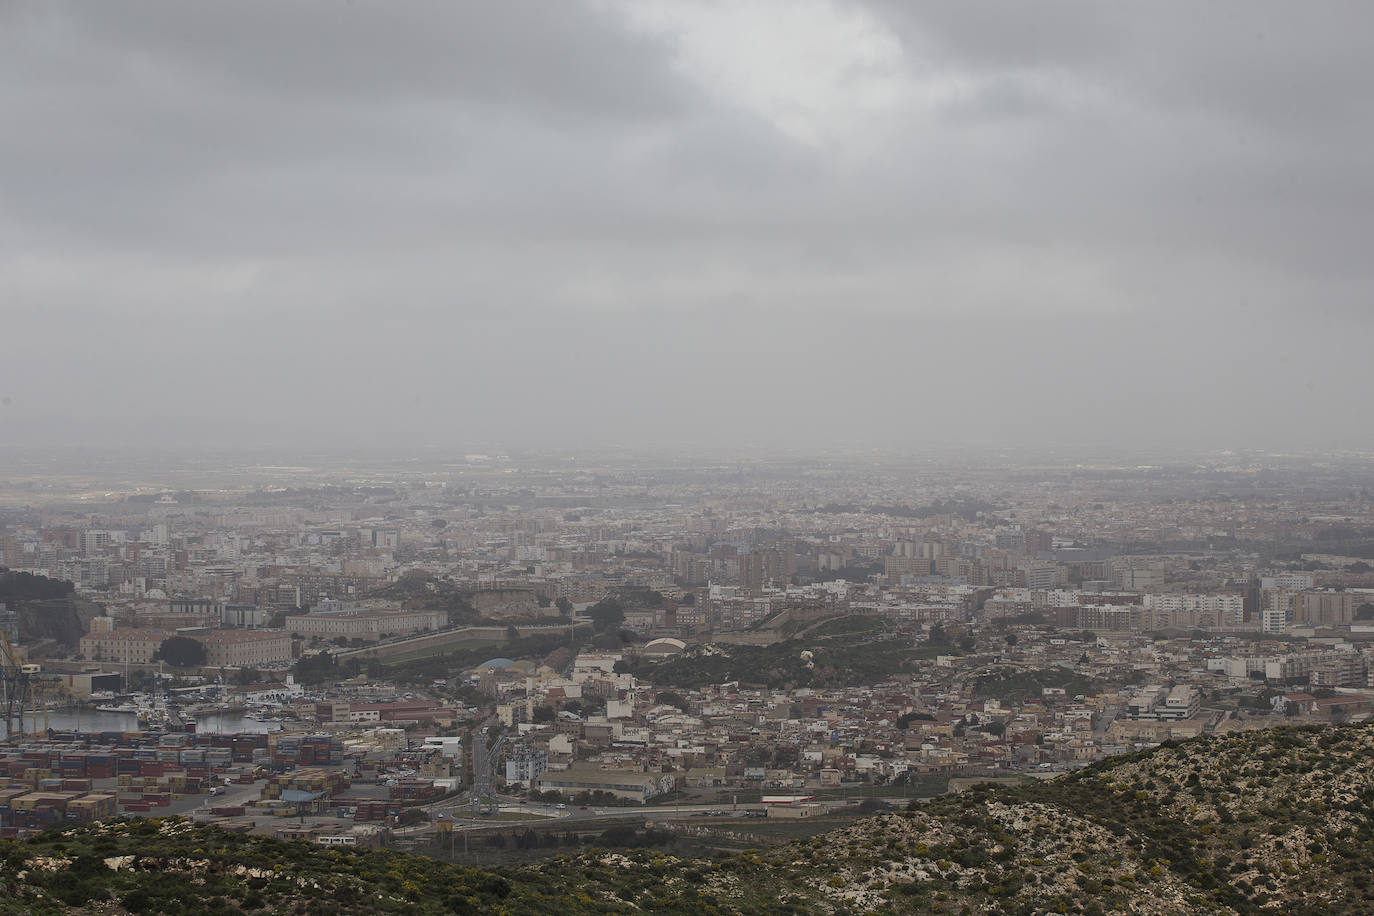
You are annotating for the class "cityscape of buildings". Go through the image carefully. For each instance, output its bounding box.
[3,448,1374,846]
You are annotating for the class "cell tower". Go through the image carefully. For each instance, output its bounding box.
[470,726,507,816]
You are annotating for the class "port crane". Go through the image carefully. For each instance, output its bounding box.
[1,633,48,740]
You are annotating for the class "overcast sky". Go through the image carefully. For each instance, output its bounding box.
[2,2,1371,454]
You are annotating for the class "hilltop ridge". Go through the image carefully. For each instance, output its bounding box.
[6,720,1374,913]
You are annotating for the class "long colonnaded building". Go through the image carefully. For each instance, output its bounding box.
[79,627,292,667]
[282,607,445,641]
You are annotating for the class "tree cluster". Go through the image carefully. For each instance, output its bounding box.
[154,635,206,668]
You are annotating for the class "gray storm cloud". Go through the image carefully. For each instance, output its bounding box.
[1,1,1370,452]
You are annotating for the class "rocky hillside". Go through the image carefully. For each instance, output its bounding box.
[0,570,96,651]
[7,722,1374,913]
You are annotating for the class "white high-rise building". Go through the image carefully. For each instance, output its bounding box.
[1262,604,1290,633]
[1262,572,1314,591]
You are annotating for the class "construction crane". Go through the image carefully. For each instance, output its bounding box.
[1,633,47,741]
[469,724,508,816]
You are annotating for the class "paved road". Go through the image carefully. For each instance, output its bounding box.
[187,784,912,838]
[1094,704,1118,739]
[184,778,266,819]
[398,793,920,838]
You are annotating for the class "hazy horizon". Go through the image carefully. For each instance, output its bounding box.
[3,2,1372,453]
